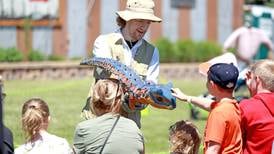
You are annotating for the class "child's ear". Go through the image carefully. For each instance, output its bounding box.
[47,116,51,122]
[210,81,220,90]
[209,80,215,87]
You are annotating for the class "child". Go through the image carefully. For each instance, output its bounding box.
[172,63,242,154]
[15,98,72,154]
[169,120,201,154]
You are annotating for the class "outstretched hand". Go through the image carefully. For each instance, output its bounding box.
[171,88,188,102]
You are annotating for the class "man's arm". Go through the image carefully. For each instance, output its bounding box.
[205,141,221,154]
[93,35,112,58]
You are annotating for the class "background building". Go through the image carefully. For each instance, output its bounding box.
[0,0,244,59]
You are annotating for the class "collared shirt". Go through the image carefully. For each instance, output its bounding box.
[92,29,160,83]
[224,26,273,62]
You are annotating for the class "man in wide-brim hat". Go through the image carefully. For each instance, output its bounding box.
[83,0,162,128]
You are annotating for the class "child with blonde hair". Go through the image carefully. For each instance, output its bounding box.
[15,98,72,154]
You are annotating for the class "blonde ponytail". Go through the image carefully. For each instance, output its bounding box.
[21,98,49,141]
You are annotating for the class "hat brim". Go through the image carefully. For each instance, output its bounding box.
[116,10,162,22]
[199,52,238,76]
[199,62,211,76]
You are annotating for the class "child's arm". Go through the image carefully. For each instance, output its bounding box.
[172,88,213,111]
[205,141,221,154]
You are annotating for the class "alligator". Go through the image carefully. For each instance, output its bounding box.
[80,57,176,110]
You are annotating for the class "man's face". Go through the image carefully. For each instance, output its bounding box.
[126,19,151,41]
[245,71,258,96]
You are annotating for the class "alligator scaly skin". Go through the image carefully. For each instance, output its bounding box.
[81,57,176,110]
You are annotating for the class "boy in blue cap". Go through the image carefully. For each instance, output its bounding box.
[172,63,242,154]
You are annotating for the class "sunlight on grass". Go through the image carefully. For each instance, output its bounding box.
[3,77,208,153]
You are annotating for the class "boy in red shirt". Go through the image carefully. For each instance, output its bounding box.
[240,60,274,154]
[172,63,242,154]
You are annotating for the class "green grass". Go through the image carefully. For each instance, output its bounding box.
[3,77,208,154]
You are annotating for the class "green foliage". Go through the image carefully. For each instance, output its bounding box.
[155,38,175,62]
[195,41,222,62]
[5,47,24,62]
[48,54,65,61]
[0,47,24,62]
[156,38,222,63]
[69,56,82,61]
[28,50,47,61]
[0,47,7,62]
[174,39,197,62]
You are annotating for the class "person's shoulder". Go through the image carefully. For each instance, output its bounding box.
[15,144,25,154]
[120,116,136,124]
[94,32,122,44]
[211,99,237,114]
[76,115,109,132]
[234,26,248,33]
[98,32,121,39]
[42,132,72,153]
[119,116,141,130]
[142,39,155,47]
[239,97,257,107]
[43,132,69,144]
[94,33,109,42]
[214,99,236,108]
[76,118,96,131]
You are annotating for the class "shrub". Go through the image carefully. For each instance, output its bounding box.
[28,50,46,61]
[155,38,222,63]
[0,47,7,62]
[48,54,65,61]
[195,41,222,62]
[5,47,23,62]
[70,56,82,61]
[174,39,197,62]
[155,38,175,63]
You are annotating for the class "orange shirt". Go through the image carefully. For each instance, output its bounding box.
[204,98,242,154]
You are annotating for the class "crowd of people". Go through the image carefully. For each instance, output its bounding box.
[1,0,274,154]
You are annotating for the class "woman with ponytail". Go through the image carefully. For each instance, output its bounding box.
[15,98,72,154]
[73,79,144,154]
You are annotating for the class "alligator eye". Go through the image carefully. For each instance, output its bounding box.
[156,96,163,102]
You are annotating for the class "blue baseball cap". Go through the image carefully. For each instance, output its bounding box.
[208,63,239,89]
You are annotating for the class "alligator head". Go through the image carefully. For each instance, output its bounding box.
[148,82,176,109]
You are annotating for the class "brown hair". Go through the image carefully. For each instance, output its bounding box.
[116,16,126,28]
[22,98,50,140]
[91,79,123,116]
[169,120,201,154]
[250,60,274,92]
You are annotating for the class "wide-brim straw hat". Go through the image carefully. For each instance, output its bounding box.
[199,52,238,76]
[116,0,162,22]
